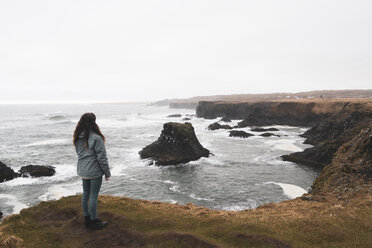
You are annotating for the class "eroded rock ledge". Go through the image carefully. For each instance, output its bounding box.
[197,100,372,168]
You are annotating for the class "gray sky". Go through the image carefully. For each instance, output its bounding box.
[0,0,371,103]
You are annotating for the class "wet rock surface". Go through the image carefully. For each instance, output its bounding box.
[251,127,279,132]
[208,122,233,131]
[19,165,56,177]
[139,122,210,165]
[167,114,182,118]
[0,161,20,183]
[229,130,255,138]
[259,132,280,137]
[220,117,232,123]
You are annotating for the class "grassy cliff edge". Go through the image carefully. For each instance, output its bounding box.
[0,194,371,248]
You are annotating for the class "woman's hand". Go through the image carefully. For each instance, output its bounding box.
[105,176,110,181]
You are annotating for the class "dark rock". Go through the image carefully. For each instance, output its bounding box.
[183,118,192,121]
[0,211,2,220]
[167,114,182,118]
[260,132,280,137]
[139,122,210,165]
[310,128,372,197]
[197,101,326,125]
[0,161,20,183]
[220,117,232,123]
[229,131,254,138]
[19,165,56,177]
[282,141,340,167]
[251,127,279,132]
[208,122,233,131]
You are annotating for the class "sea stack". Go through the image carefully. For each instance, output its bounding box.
[139,122,210,165]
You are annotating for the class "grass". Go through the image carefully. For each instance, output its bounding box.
[1,194,371,248]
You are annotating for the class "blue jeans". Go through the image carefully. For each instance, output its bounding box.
[82,176,102,220]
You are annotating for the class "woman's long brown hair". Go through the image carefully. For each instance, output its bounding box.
[73,113,105,148]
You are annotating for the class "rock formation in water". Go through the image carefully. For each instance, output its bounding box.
[229,130,254,138]
[207,122,233,131]
[0,161,20,183]
[1,162,56,183]
[167,114,182,118]
[251,127,279,132]
[220,117,232,123]
[139,122,210,165]
[260,132,280,137]
[19,165,56,177]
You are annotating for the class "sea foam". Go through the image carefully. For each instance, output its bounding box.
[264,182,307,199]
[0,194,28,214]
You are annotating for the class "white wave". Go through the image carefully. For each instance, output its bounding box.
[22,138,70,147]
[162,180,176,184]
[264,139,304,152]
[0,194,28,214]
[97,117,162,129]
[219,199,257,211]
[39,181,81,201]
[264,182,307,199]
[110,164,128,176]
[188,193,213,201]
[0,164,76,187]
[169,183,181,192]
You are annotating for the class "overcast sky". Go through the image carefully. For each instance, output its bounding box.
[0,0,371,103]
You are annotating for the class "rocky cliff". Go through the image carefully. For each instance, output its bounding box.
[197,100,372,168]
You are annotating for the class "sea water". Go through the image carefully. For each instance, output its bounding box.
[0,103,320,217]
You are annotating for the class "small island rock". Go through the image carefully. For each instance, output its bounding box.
[167,114,182,118]
[139,122,210,165]
[251,127,279,132]
[208,122,233,131]
[260,132,280,137]
[229,131,255,138]
[0,161,20,183]
[19,165,56,177]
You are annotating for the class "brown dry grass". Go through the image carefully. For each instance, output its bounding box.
[1,193,371,248]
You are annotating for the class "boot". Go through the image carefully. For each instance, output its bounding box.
[89,218,108,229]
[84,215,91,228]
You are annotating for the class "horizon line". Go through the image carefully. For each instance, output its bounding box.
[0,100,152,105]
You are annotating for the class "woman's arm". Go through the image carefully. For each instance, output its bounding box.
[93,136,111,178]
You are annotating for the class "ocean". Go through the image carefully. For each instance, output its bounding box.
[0,103,320,217]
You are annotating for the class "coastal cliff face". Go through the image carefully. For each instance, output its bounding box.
[309,127,372,200]
[196,99,372,202]
[197,100,372,168]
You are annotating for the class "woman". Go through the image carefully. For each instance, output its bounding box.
[73,113,111,229]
